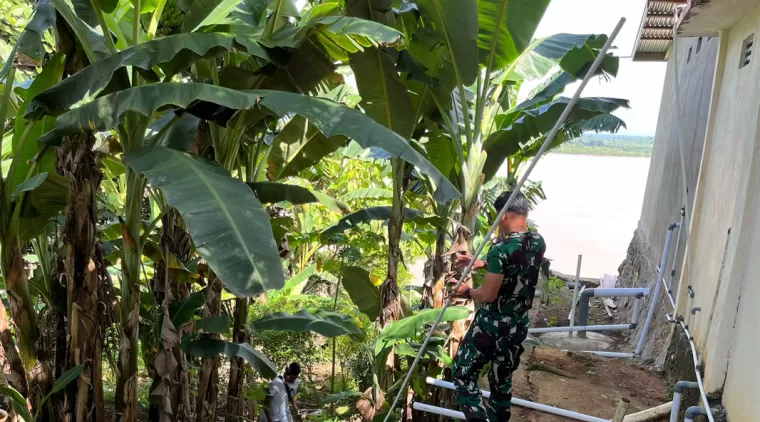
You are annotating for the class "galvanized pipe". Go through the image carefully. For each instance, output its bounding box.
[635,223,677,356]
[424,378,610,422]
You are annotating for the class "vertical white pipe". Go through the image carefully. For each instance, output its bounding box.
[670,392,682,422]
[632,297,641,325]
[569,254,583,335]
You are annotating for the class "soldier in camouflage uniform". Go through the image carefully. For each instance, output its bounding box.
[448,191,546,421]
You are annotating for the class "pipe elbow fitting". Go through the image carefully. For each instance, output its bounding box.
[674,381,700,393]
[669,222,680,230]
[580,289,594,299]
[685,406,710,418]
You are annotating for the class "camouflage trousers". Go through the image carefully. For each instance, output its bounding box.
[452,308,529,421]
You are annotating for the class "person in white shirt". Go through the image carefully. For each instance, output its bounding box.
[261,362,301,422]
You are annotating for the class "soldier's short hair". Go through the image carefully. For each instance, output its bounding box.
[494,191,529,216]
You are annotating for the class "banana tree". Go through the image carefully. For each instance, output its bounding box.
[333,1,629,417]
[386,1,628,298]
[26,7,458,422]
[0,3,73,419]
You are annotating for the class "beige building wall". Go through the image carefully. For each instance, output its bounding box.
[639,34,717,294]
[671,4,760,419]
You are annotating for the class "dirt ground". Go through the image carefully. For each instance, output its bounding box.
[501,279,669,421]
[506,346,668,421]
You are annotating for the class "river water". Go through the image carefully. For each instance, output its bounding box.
[520,154,650,278]
[408,154,650,284]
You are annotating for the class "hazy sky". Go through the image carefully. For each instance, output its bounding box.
[535,0,668,135]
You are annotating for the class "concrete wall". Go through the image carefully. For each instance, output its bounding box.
[675,6,760,400]
[617,35,718,363]
[722,159,760,421]
[621,2,760,418]
[639,35,718,296]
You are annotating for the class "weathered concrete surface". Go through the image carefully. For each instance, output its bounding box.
[637,35,718,300]
[615,228,668,363]
[536,332,613,351]
[625,5,760,419]
[615,35,718,367]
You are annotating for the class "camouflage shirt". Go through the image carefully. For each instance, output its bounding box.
[484,231,546,316]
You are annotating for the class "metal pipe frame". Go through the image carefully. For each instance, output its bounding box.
[423,378,610,422]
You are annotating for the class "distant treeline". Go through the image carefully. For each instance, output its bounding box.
[554,134,654,157]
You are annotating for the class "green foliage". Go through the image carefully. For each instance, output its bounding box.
[545,276,565,305]
[554,134,654,157]
[0,1,632,420]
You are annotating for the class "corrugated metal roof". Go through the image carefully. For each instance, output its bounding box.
[633,0,688,61]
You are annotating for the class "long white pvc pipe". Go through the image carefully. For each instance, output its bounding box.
[563,350,636,359]
[424,378,610,422]
[529,324,632,334]
[413,402,466,419]
[382,18,627,421]
[569,255,583,333]
[589,288,649,297]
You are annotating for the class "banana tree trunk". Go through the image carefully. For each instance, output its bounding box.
[148,211,191,422]
[57,134,105,422]
[381,159,406,328]
[379,159,407,393]
[225,298,249,421]
[0,296,28,399]
[115,171,146,422]
[2,240,38,368]
[196,277,222,421]
[421,227,447,309]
